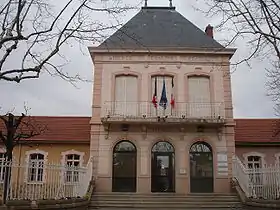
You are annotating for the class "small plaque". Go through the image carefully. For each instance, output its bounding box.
[217,153,228,162]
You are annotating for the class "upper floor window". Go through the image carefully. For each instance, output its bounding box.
[28,153,45,182]
[114,75,138,116]
[188,76,210,103]
[187,76,211,117]
[65,154,81,183]
[151,75,174,115]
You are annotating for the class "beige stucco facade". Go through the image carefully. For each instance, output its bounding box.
[0,143,90,186]
[4,143,91,165]
[89,50,236,194]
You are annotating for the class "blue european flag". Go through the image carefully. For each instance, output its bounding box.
[159,79,168,109]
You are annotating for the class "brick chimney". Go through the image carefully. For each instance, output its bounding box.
[205,24,213,38]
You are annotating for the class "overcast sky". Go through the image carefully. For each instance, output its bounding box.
[0,0,276,118]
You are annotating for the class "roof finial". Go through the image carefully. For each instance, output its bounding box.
[169,0,173,7]
[144,0,147,7]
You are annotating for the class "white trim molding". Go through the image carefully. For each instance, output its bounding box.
[60,150,85,184]
[275,153,280,165]
[25,149,48,184]
[61,150,85,166]
[243,152,266,168]
[0,150,6,183]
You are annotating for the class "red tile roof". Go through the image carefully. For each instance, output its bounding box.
[0,116,91,143]
[235,119,280,143]
[1,116,280,143]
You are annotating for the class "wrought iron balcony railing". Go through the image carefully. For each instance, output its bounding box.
[102,101,224,120]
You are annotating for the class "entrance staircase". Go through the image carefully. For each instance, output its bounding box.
[89,192,244,209]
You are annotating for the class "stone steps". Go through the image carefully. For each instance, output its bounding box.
[89,193,244,209]
[91,209,244,210]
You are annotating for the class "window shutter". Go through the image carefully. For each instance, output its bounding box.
[125,76,138,116]
[114,76,126,115]
[115,76,126,102]
[188,76,211,117]
[114,76,138,116]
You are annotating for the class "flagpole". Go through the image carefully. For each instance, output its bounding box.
[156,104,158,117]
[163,76,165,117]
[171,76,175,116]
[155,76,158,117]
[171,77,173,116]
[159,76,168,117]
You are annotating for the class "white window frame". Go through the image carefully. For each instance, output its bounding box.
[0,147,6,183]
[61,150,84,184]
[243,152,266,187]
[25,149,48,184]
[243,152,266,168]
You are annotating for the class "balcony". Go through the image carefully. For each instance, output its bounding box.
[101,101,225,126]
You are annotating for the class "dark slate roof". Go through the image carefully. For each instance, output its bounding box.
[98,6,224,50]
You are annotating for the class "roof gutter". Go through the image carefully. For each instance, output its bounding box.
[236,141,280,147]
[88,46,237,57]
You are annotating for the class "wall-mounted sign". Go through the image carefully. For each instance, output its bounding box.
[217,152,228,176]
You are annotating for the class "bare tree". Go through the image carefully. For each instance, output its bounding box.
[201,0,280,110]
[0,111,46,203]
[0,0,137,83]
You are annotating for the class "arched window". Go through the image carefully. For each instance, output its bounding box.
[151,141,174,153]
[190,142,212,153]
[112,141,137,192]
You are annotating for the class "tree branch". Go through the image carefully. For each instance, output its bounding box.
[0,0,136,83]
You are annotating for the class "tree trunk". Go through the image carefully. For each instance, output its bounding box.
[3,114,15,204]
[3,148,13,204]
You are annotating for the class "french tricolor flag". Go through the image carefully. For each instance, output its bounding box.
[152,77,157,108]
[170,77,175,108]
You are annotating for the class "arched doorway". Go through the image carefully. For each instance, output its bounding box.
[151,141,175,192]
[112,141,137,192]
[189,142,213,193]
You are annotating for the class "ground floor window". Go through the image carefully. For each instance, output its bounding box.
[28,153,44,182]
[65,154,80,183]
[0,153,5,182]
[247,155,263,196]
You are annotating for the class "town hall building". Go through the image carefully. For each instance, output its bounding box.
[88,2,236,194]
[1,1,280,199]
